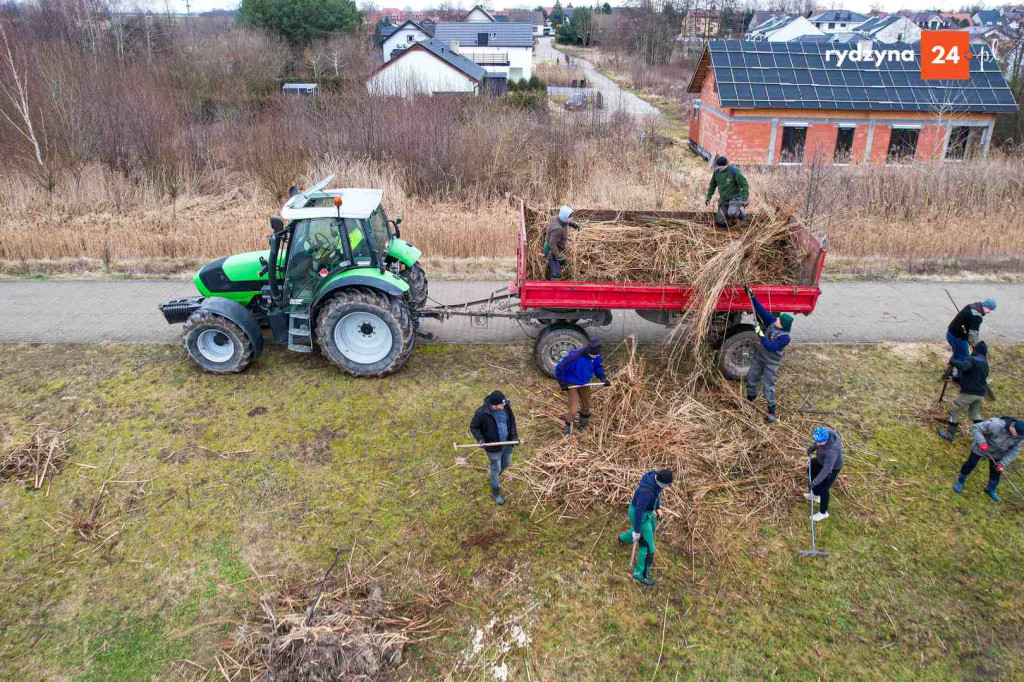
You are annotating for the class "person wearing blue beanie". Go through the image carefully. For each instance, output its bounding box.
[945,298,996,382]
[805,426,843,521]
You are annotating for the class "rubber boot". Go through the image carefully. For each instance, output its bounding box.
[765,404,778,424]
[953,474,966,493]
[937,421,958,442]
[984,480,1001,503]
[633,575,656,586]
[491,486,505,506]
[563,420,573,436]
[578,413,590,431]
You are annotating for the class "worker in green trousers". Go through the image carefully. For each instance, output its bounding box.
[618,468,673,586]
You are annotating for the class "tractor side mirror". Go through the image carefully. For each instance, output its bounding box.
[269,216,285,233]
[392,217,402,239]
[287,186,299,198]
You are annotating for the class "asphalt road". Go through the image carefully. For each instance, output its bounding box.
[535,37,660,118]
[2,279,1023,345]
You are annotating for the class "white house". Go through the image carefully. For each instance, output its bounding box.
[854,15,921,43]
[380,20,433,61]
[463,5,497,22]
[367,39,490,97]
[432,23,534,81]
[908,12,946,30]
[746,15,825,42]
[808,9,867,34]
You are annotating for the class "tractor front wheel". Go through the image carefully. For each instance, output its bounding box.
[400,263,429,310]
[316,288,414,377]
[182,311,255,374]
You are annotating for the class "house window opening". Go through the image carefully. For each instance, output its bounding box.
[781,126,807,163]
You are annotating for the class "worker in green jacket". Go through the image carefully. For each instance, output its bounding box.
[705,156,749,230]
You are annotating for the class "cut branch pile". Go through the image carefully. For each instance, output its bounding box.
[516,341,811,557]
[218,576,440,681]
[1,426,73,491]
[525,210,800,285]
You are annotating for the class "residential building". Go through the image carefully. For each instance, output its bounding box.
[854,15,921,43]
[748,10,790,32]
[682,9,722,39]
[686,40,1017,166]
[380,20,434,61]
[464,5,497,22]
[972,9,1004,27]
[966,25,1020,63]
[908,12,946,30]
[808,9,867,33]
[746,15,825,42]
[941,12,974,27]
[432,23,534,81]
[380,7,404,23]
[367,39,501,97]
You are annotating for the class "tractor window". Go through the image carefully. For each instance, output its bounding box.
[348,221,373,266]
[286,218,358,309]
[368,208,390,253]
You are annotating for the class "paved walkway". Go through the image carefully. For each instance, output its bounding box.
[2,280,1023,345]
[535,37,660,118]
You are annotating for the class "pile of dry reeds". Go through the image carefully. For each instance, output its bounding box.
[218,575,438,681]
[525,210,799,285]
[1,426,73,491]
[516,342,810,556]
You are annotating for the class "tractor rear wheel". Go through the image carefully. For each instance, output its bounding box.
[718,325,758,381]
[316,288,414,377]
[534,323,588,377]
[400,263,429,310]
[182,310,254,374]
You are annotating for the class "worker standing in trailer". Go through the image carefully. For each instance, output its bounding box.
[938,341,990,442]
[806,426,843,522]
[945,298,995,381]
[953,416,1023,502]
[744,285,793,424]
[469,390,519,506]
[544,205,580,280]
[618,468,673,586]
[705,156,749,230]
[554,339,610,435]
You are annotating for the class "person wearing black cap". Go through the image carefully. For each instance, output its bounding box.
[553,338,611,435]
[705,155,749,230]
[938,341,989,442]
[953,416,1024,502]
[618,468,673,586]
[469,390,519,505]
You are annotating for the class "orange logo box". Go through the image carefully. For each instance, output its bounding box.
[921,31,971,80]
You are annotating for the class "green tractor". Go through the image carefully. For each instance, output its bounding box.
[159,177,429,377]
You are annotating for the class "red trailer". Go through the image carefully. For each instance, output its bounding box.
[422,200,826,379]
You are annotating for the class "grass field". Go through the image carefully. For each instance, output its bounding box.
[2,342,1024,679]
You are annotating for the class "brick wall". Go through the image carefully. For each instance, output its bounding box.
[700,108,729,159]
[869,124,891,163]
[700,68,720,110]
[689,104,700,143]
[725,120,772,164]
[850,125,870,164]
[915,124,947,161]
[804,123,837,164]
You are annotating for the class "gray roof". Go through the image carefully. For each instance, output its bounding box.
[788,33,830,42]
[974,9,1002,24]
[856,15,899,33]
[810,9,867,23]
[433,22,534,47]
[691,40,1017,113]
[748,10,790,31]
[414,39,488,81]
[379,26,397,39]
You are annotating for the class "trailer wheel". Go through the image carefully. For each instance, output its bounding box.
[534,324,588,377]
[718,325,758,381]
[183,311,254,374]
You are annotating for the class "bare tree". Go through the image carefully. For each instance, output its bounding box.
[0,20,55,192]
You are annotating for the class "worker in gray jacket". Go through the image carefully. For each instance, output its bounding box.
[544,205,579,280]
[806,426,843,521]
[954,416,1024,502]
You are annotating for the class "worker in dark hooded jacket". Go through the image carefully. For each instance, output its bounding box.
[806,426,843,521]
[744,286,793,424]
[945,298,995,381]
[954,416,1024,502]
[705,156,749,230]
[618,468,673,586]
[544,205,580,280]
[469,390,519,506]
[938,341,990,442]
[554,339,610,435]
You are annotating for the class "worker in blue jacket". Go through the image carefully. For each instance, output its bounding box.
[554,338,610,435]
[618,468,673,586]
[744,285,793,424]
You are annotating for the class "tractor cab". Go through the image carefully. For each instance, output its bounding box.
[160,176,428,378]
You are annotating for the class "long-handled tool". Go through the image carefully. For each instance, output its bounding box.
[453,440,522,450]
[978,449,1024,501]
[628,538,638,568]
[799,458,829,558]
[564,382,609,389]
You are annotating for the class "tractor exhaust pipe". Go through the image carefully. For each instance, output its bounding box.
[268,216,285,303]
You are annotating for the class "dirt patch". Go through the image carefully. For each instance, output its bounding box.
[292,425,346,464]
[461,528,507,551]
[247,406,268,417]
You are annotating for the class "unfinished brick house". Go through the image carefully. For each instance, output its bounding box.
[687,40,1018,165]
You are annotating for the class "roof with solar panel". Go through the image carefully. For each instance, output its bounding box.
[687,40,1018,113]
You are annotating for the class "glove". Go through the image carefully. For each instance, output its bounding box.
[807,445,816,456]
[602,379,611,387]
[559,381,569,391]
[631,531,641,542]
[980,443,989,452]
[744,285,753,298]
[557,258,567,266]
[478,440,486,447]
[654,508,665,520]
[569,221,580,230]
[996,462,1005,473]
[755,325,766,338]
